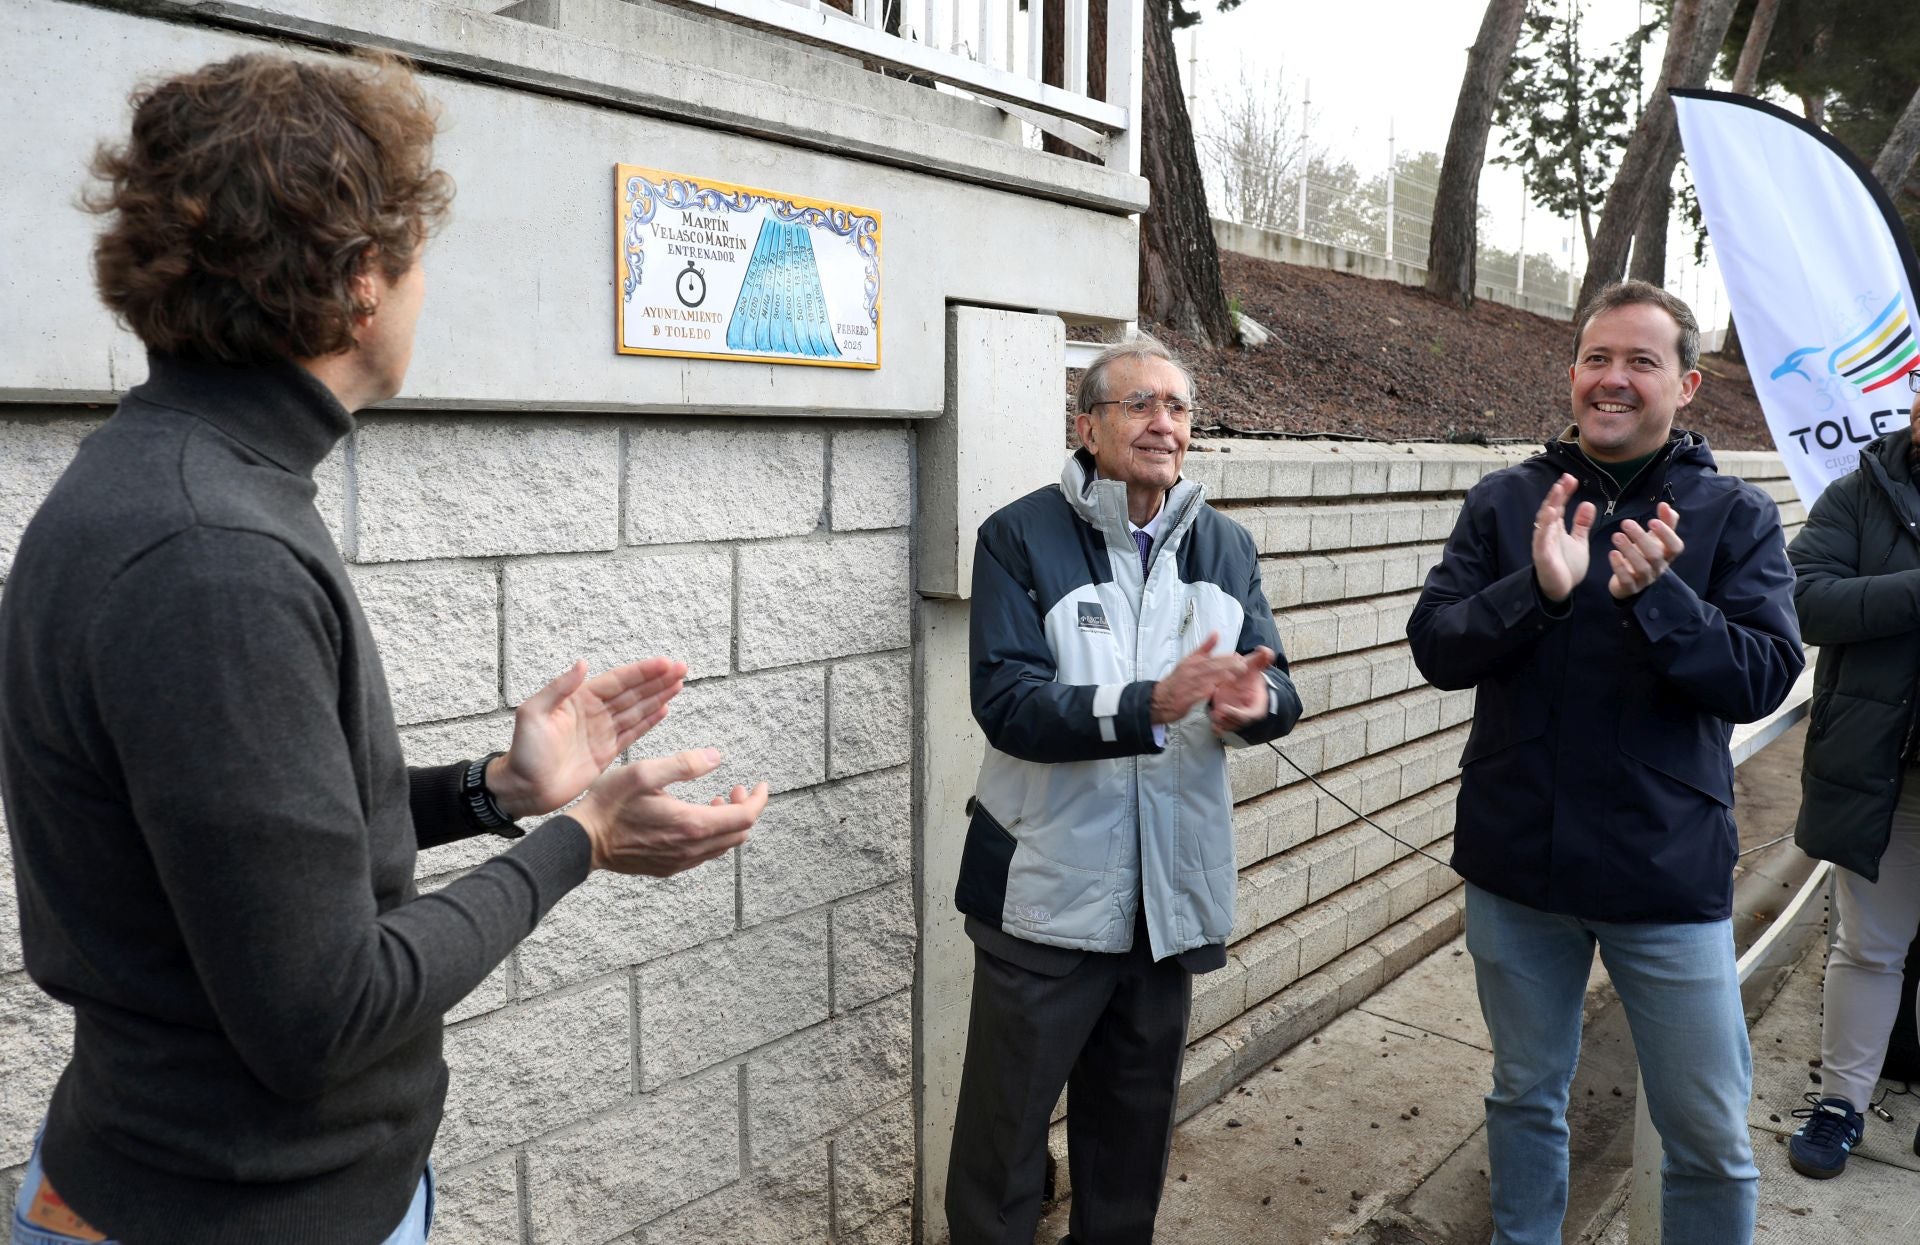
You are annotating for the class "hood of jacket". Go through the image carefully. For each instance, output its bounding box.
[1537,426,1708,513]
[1856,425,1920,521]
[1060,446,1207,555]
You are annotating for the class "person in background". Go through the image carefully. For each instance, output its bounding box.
[0,53,766,1244]
[1779,367,1920,1179]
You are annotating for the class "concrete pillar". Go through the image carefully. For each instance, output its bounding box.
[913,306,1065,1243]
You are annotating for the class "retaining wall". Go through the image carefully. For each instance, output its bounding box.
[1160,439,1803,1135]
[0,417,1804,1242]
[0,411,923,1243]
[1213,218,1578,321]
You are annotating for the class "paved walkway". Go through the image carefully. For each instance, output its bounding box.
[1033,714,1920,1243]
[1039,923,1920,1244]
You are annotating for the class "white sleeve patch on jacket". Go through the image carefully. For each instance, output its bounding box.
[1093,683,1126,742]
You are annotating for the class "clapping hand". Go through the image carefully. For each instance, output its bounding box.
[1150,632,1248,725]
[1209,646,1276,733]
[1607,502,1683,599]
[1533,473,1596,603]
[573,747,769,876]
[486,657,688,819]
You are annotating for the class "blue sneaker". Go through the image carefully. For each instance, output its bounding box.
[1789,1094,1865,1179]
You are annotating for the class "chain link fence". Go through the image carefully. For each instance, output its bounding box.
[1273,160,1582,314]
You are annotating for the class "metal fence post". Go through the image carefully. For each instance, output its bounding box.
[1297,84,1310,235]
[1384,119,1395,262]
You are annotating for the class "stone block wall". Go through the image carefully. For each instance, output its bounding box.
[1158,440,1802,1122]
[0,409,918,1244]
[0,412,1804,1239]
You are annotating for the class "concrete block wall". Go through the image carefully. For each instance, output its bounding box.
[1212,219,1580,322]
[0,410,918,1245]
[1156,439,1802,1122]
[0,415,1804,1238]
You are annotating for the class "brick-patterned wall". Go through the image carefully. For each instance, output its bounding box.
[0,410,919,1244]
[0,413,1805,1238]
[1162,442,1802,1122]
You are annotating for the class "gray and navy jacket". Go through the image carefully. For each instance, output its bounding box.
[957,450,1303,963]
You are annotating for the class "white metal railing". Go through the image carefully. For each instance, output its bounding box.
[1626,673,1820,1244]
[656,0,1142,172]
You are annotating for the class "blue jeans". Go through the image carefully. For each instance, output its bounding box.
[11,1126,433,1245]
[1465,883,1758,1245]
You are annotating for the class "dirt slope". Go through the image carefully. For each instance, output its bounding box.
[1120,251,1772,451]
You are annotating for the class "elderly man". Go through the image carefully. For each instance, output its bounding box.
[1408,280,1803,1245]
[0,54,765,1243]
[945,335,1302,1244]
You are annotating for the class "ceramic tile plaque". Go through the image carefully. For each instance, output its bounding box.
[616,164,882,368]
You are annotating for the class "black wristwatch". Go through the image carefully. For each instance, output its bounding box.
[464,752,524,838]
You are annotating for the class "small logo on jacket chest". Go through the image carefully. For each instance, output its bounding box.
[1077,601,1111,634]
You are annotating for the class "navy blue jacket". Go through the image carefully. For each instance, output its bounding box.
[1407,432,1803,923]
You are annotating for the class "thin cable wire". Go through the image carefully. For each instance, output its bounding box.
[1738,831,1795,858]
[1267,747,1803,865]
[1870,1081,1915,1121]
[1267,740,1452,867]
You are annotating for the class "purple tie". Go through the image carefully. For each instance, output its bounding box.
[1133,529,1152,574]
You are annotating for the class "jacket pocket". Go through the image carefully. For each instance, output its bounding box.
[1617,731,1734,808]
[954,803,1019,925]
[1458,679,1548,766]
[1809,687,1833,740]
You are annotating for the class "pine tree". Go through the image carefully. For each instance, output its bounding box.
[1424,0,1531,308]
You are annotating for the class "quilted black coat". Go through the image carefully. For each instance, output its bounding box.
[1791,426,1920,881]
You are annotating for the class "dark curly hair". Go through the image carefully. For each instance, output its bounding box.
[86,52,454,365]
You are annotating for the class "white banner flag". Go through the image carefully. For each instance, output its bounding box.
[1673,88,1920,506]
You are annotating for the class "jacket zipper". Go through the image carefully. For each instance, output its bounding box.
[1585,458,1623,517]
[1568,443,1669,520]
[1127,488,1200,952]
[1130,503,1149,944]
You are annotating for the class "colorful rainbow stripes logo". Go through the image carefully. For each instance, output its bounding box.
[1829,295,1919,395]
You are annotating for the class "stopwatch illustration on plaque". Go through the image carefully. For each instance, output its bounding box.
[675,260,707,309]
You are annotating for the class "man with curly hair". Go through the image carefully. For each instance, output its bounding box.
[0,53,767,1244]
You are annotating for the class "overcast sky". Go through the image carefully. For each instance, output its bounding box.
[1183,0,1734,322]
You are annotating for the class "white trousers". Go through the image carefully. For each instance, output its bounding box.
[1822,781,1920,1112]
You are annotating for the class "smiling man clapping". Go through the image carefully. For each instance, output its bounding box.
[945,335,1301,1244]
[1408,280,1803,1245]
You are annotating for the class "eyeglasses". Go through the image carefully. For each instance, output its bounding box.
[1089,394,1198,424]
[1908,369,1919,394]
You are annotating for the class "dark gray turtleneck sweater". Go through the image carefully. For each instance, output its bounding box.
[0,355,592,1243]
